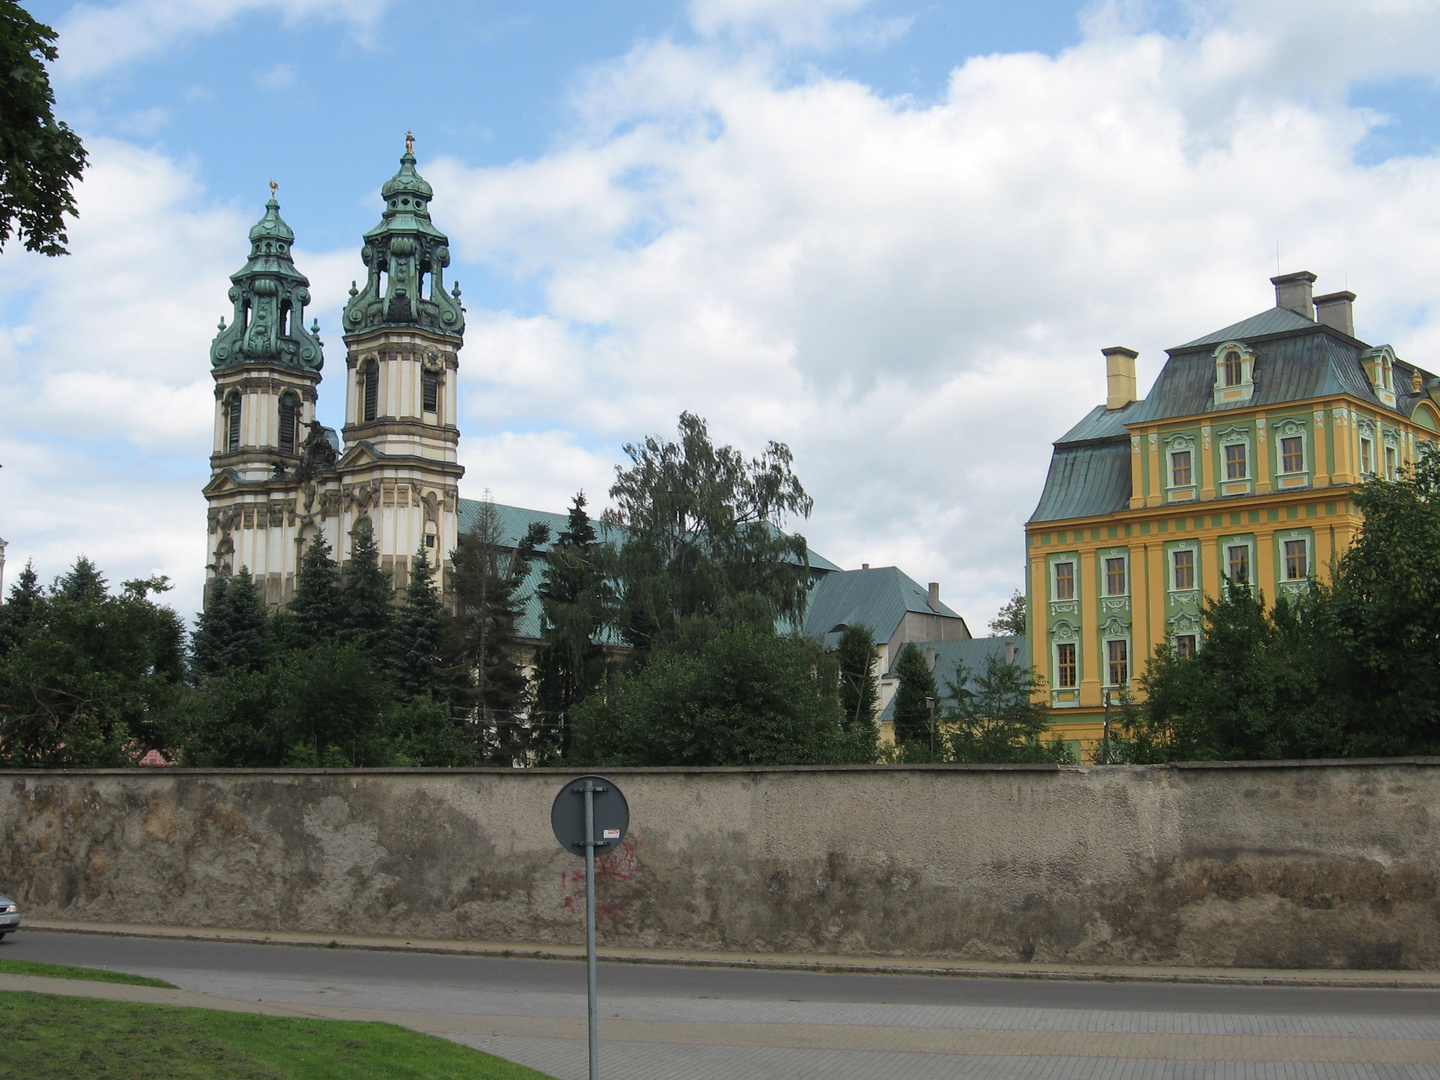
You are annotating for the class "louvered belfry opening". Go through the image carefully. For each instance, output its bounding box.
[226,392,241,452]
[279,392,298,454]
[422,368,439,413]
[363,360,378,421]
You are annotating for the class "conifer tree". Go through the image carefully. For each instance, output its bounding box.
[54,555,106,603]
[391,545,448,702]
[834,623,879,734]
[533,492,610,762]
[891,641,939,748]
[340,518,393,656]
[288,533,343,642]
[451,496,547,764]
[191,568,270,678]
[0,559,41,656]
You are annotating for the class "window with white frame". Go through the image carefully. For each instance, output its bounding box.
[1171,449,1192,486]
[1053,560,1075,600]
[1106,638,1129,686]
[1172,548,1196,590]
[1105,556,1127,596]
[1283,538,1309,581]
[1174,634,1197,659]
[1055,642,1077,688]
[1360,435,1375,475]
[1226,542,1251,587]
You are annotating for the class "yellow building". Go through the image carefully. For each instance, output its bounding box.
[1026,272,1440,752]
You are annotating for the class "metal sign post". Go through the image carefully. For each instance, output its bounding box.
[551,775,629,1080]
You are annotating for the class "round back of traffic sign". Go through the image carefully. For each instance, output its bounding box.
[551,775,629,857]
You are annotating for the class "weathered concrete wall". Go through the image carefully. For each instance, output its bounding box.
[2,760,1437,970]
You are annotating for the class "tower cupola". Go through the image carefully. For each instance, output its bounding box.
[210,186,324,372]
[342,134,465,338]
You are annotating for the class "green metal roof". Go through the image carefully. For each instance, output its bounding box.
[801,566,966,645]
[878,635,1025,720]
[456,498,841,641]
[1178,306,1316,348]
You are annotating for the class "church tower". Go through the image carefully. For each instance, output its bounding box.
[334,136,465,596]
[203,188,331,603]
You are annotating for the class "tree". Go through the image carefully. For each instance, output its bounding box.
[0,558,40,655]
[1131,586,1339,762]
[532,492,611,762]
[340,519,393,656]
[890,642,938,748]
[833,623,879,735]
[190,567,269,678]
[603,412,813,654]
[945,654,1072,764]
[0,1,87,256]
[390,545,449,702]
[988,590,1027,636]
[288,533,343,642]
[0,557,186,767]
[451,496,547,764]
[271,641,392,767]
[1324,443,1440,755]
[569,624,874,767]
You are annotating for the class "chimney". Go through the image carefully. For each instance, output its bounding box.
[1414,371,1425,395]
[1004,640,1016,665]
[925,646,937,671]
[1313,290,1355,338]
[861,562,869,570]
[1272,271,1317,317]
[927,582,941,612]
[1103,347,1138,410]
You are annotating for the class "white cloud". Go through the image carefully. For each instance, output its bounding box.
[254,62,295,90]
[55,0,390,81]
[427,2,1440,625]
[688,0,900,49]
[17,0,1440,633]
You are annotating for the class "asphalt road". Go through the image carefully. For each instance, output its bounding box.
[9,931,1440,1079]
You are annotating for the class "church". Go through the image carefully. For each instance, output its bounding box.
[201,139,990,742]
[203,138,467,603]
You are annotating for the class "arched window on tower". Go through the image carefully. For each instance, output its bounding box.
[422,369,439,415]
[225,391,241,453]
[362,359,379,422]
[278,391,299,455]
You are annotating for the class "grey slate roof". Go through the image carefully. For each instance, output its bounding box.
[1030,304,1440,525]
[801,566,962,646]
[879,635,1025,720]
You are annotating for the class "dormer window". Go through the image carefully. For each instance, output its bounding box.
[1212,341,1256,406]
[1361,346,1399,408]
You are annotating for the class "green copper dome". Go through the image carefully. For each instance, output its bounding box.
[248,196,295,244]
[342,136,465,338]
[210,189,323,372]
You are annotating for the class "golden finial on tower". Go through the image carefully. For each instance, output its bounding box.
[405,130,415,154]
[269,178,278,200]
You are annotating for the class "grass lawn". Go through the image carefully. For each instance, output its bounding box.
[0,992,557,1079]
[0,957,176,987]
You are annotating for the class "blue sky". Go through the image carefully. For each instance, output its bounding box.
[7,0,1440,624]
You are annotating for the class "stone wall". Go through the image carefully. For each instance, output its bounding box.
[2,760,1437,969]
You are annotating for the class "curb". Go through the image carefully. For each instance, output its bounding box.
[23,920,1440,990]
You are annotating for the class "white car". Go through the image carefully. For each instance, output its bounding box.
[0,896,19,939]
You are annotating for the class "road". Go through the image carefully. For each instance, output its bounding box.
[9,930,1440,1079]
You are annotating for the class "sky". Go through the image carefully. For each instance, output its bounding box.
[7,0,1440,628]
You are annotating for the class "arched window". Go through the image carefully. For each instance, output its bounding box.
[225,392,241,453]
[362,360,379,422]
[422,369,439,414]
[278,391,299,455]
